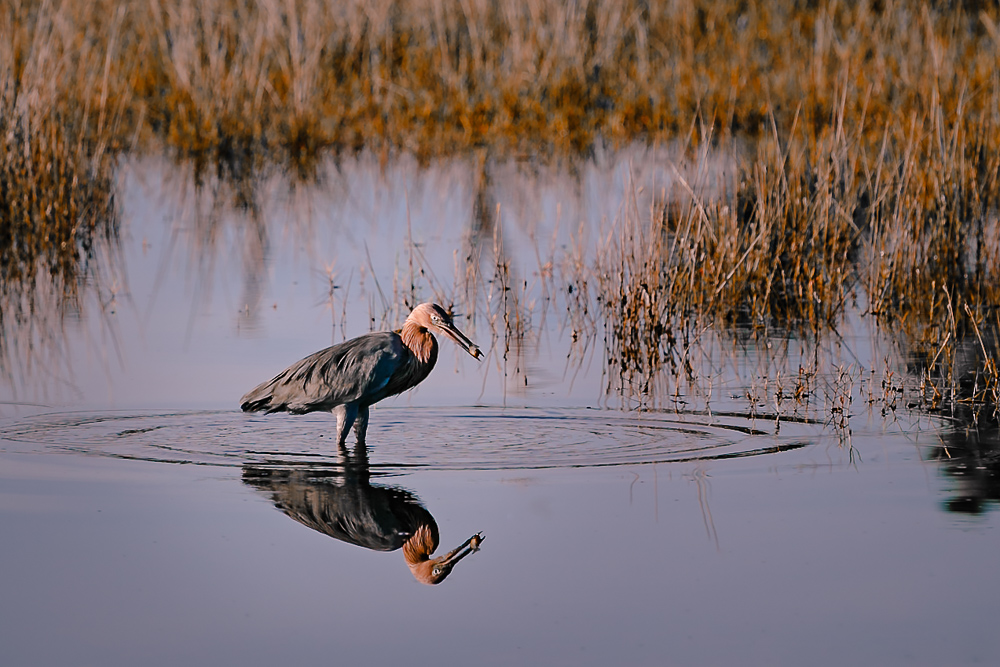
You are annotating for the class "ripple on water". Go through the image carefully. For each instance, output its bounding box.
[0,407,823,471]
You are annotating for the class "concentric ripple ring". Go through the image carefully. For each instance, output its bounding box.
[0,407,821,471]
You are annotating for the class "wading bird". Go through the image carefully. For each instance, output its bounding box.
[241,303,482,445]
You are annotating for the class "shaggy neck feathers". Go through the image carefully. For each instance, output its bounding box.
[400,319,435,364]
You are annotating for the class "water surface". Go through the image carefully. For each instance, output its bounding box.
[1,152,998,666]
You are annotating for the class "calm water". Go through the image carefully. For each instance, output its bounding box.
[1,151,999,666]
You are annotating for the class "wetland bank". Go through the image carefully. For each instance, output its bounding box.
[2,1,1000,665]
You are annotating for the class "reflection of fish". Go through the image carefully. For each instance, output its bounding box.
[240,303,482,446]
[242,452,483,584]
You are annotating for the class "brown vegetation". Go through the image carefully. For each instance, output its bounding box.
[2,0,1000,412]
[5,1,999,164]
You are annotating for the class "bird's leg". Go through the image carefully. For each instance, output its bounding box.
[353,405,369,446]
[333,404,359,447]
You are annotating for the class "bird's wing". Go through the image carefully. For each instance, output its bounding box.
[241,332,406,413]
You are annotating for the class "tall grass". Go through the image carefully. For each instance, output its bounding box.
[0,1,122,394]
[592,88,1000,413]
[3,0,1000,411]
[5,0,999,163]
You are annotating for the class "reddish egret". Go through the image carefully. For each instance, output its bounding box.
[241,303,482,444]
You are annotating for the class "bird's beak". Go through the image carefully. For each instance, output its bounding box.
[440,321,483,360]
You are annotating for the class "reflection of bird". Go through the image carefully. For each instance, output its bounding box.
[242,452,484,584]
[241,303,482,445]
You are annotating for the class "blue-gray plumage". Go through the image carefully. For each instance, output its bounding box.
[240,303,482,445]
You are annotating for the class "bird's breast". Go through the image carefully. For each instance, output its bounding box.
[370,339,438,403]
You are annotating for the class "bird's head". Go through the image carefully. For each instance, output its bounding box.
[404,526,485,585]
[409,303,483,360]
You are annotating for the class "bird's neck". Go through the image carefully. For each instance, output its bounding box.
[402,524,438,564]
[400,319,436,364]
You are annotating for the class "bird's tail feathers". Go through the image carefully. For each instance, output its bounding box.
[240,379,282,412]
[240,395,273,412]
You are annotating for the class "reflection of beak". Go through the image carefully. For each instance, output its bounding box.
[411,532,485,585]
[438,531,485,567]
[427,532,484,584]
[440,322,483,360]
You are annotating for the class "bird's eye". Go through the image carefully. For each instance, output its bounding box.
[433,567,442,575]
[431,315,440,323]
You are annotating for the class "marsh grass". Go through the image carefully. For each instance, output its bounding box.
[593,114,861,406]
[0,108,121,397]
[4,0,1000,414]
[592,103,1000,414]
[7,0,1000,165]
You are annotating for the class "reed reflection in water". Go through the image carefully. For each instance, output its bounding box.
[242,446,484,585]
[928,409,1000,516]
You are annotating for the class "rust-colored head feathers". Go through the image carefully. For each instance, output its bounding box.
[404,524,485,585]
[401,303,482,364]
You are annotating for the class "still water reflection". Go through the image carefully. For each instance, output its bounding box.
[3,416,998,666]
[243,447,484,585]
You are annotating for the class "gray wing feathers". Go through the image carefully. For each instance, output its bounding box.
[240,333,406,413]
